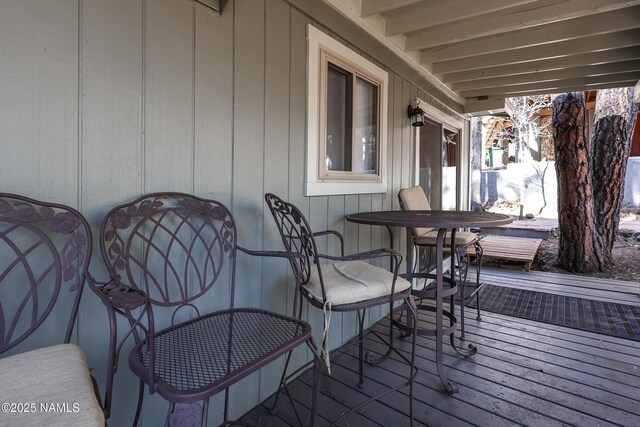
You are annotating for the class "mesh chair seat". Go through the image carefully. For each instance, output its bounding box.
[131,309,311,401]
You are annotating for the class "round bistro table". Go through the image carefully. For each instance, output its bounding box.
[346,210,512,393]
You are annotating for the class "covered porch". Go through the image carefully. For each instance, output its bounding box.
[244,268,640,426]
[1,0,639,426]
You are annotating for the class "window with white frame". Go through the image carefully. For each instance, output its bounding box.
[306,25,388,196]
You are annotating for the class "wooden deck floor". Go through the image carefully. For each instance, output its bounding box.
[242,269,640,427]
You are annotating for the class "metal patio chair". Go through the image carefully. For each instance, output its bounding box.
[88,192,320,427]
[0,193,104,426]
[264,193,418,426]
[398,186,484,339]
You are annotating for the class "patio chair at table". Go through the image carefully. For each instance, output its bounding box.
[398,186,484,339]
[87,192,320,427]
[264,193,418,426]
[0,193,104,426]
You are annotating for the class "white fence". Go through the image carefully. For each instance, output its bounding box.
[480,157,640,215]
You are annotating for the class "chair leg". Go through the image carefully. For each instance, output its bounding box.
[132,379,144,427]
[455,246,470,340]
[307,337,322,427]
[449,245,477,358]
[268,349,294,415]
[357,309,366,387]
[165,403,175,427]
[330,297,419,427]
[269,347,320,426]
[406,296,418,427]
[201,399,209,427]
[474,242,484,320]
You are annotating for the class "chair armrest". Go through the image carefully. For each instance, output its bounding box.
[237,246,307,317]
[86,272,155,418]
[312,230,345,257]
[318,247,402,267]
[237,246,304,262]
[237,246,305,277]
[87,274,147,311]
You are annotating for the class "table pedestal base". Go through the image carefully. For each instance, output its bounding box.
[396,271,478,394]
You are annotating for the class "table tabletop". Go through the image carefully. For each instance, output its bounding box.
[346,210,513,229]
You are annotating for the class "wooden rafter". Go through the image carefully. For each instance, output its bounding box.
[329,0,640,113]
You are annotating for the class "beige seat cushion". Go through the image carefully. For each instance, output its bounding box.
[0,343,104,427]
[305,260,411,372]
[414,230,480,247]
[398,186,433,236]
[399,186,481,247]
[306,260,411,305]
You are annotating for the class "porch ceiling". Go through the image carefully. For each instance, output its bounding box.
[323,0,640,114]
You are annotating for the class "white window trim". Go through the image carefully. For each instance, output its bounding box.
[306,24,388,196]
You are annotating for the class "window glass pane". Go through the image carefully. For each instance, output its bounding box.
[354,77,378,174]
[442,129,459,210]
[326,65,352,171]
[419,119,442,209]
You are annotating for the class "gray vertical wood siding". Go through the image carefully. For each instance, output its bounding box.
[0,0,466,425]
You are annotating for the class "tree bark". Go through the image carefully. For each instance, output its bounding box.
[552,92,604,272]
[591,88,635,265]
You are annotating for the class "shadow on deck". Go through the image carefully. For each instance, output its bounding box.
[242,269,640,427]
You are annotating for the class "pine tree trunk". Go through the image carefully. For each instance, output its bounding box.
[591,115,628,264]
[552,92,604,272]
[591,88,635,265]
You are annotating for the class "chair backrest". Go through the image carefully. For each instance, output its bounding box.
[0,193,92,354]
[264,193,318,287]
[99,193,237,309]
[398,186,433,237]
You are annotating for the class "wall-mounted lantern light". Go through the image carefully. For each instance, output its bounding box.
[407,98,425,127]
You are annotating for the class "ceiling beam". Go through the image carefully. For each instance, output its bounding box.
[420,7,640,63]
[319,0,464,105]
[384,0,538,36]
[441,47,640,83]
[464,80,638,113]
[431,29,640,74]
[460,72,640,98]
[405,0,640,51]
[360,0,420,17]
[463,98,508,115]
[451,60,640,91]
[504,80,638,98]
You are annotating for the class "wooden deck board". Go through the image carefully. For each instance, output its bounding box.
[242,271,640,427]
[483,268,640,296]
[481,268,640,305]
[470,235,542,270]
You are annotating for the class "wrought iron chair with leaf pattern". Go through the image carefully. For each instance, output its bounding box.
[264,193,418,426]
[87,192,320,427]
[0,193,104,426]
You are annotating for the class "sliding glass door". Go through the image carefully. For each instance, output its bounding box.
[415,119,461,211]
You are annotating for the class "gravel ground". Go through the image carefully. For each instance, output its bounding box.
[483,203,640,283]
[532,234,640,283]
